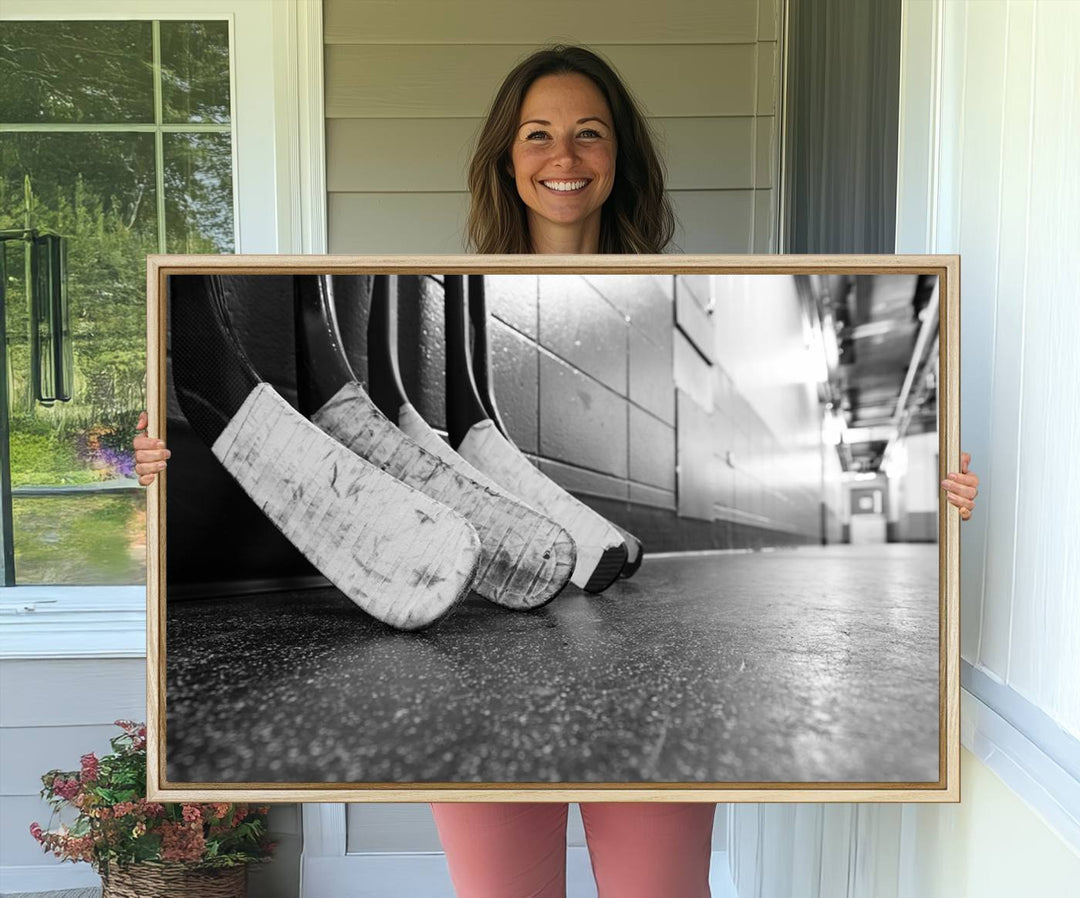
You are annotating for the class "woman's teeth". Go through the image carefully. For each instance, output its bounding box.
[542,179,589,192]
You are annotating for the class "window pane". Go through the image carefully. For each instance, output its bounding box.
[12,492,145,585]
[160,20,232,124]
[164,132,235,252]
[0,21,154,124]
[0,129,156,501]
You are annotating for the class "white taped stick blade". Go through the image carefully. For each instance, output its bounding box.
[311,385,575,610]
[211,384,481,630]
[456,421,626,593]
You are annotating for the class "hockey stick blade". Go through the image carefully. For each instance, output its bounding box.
[171,275,481,630]
[455,421,627,593]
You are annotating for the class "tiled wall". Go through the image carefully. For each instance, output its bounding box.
[377,273,832,550]
[166,272,837,587]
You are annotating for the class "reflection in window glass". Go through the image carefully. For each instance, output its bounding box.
[1,131,156,473]
[12,493,145,585]
[2,19,233,585]
[160,20,232,124]
[164,133,235,253]
[0,22,154,124]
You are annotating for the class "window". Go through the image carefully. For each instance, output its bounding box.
[1,19,235,584]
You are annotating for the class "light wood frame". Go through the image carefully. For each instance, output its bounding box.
[146,253,960,803]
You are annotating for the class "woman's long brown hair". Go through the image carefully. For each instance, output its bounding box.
[466,46,676,254]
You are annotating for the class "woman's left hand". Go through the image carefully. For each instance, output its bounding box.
[942,451,979,521]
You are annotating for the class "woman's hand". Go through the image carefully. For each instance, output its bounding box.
[942,451,979,521]
[133,411,170,486]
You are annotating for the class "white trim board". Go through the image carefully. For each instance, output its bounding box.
[0,587,145,660]
[961,688,1080,854]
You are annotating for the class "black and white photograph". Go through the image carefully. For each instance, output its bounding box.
[153,257,957,798]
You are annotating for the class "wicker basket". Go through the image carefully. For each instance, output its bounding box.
[100,862,247,898]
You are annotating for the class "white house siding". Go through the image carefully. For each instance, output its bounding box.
[323,0,782,253]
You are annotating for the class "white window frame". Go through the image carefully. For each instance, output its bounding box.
[0,0,326,660]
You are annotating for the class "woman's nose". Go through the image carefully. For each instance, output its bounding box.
[549,134,579,165]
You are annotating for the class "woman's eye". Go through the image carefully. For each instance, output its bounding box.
[525,130,550,140]
[578,129,602,138]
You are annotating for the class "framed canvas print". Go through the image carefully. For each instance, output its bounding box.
[145,254,959,803]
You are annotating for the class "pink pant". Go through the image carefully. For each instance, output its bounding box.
[431,802,715,898]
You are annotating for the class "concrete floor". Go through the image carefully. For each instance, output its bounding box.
[166,544,940,785]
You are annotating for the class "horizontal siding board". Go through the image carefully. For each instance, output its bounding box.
[668,189,755,252]
[754,187,778,252]
[758,0,780,42]
[326,118,478,192]
[0,659,145,727]
[754,116,775,188]
[328,192,469,253]
[326,44,758,118]
[1,794,63,866]
[327,117,759,192]
[1,724,121,796]
[325,0,760,45]
[756,41,778,115]
[652,117,756,188]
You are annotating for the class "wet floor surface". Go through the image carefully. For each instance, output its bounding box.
[166,544,939,785]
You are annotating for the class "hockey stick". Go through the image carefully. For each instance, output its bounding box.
[170,274,480,631]
[445,275,627,593]
[296,275,575,610]
[466,275,644,578]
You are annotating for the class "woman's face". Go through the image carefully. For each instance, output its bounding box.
[508,73,617,248]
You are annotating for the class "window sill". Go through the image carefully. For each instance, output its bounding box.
[0,585,146,659]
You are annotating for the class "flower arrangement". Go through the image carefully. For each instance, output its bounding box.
[30,720,274,878]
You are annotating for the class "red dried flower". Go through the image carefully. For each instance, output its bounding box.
[29,822,43,842]
[80,753,100,782]
[52,777,80,801]
[181,805,202,824]
[160,821,205,863]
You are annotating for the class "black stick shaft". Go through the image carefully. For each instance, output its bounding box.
[444,275,489,447]
[367,275,411,422]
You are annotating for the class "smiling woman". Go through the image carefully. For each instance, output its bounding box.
[509,73,617,253]
[466,45,675,254]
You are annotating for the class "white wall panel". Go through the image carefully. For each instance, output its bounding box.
[954,0,1010,676]
[980,0,1034,689]
[1005,1,1080,731]
[897,0,1080,737]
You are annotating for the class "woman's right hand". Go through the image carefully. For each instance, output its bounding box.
[133,411,170,486]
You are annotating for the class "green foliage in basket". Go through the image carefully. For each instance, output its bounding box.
[30,721,275,874]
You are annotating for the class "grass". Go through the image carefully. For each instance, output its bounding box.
[12,492,146,584]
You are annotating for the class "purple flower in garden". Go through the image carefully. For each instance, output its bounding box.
[96,446,136,479]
